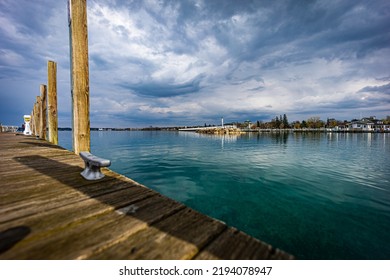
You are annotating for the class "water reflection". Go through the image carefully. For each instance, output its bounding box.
[268,131,289,145]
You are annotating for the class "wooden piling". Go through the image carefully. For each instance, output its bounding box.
[69,0,90,154]
[36,96,41,137]
[30,109,34,136]
[34,99,37,136]
[31,109,34,135]
[40,85,47,140]
[48,61,58,145]
[32,100,37,137]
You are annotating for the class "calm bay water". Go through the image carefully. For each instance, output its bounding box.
[59,131,390,259]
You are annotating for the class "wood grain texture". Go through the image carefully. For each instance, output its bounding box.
[47,61,58,145]
[39,84,47,140]
[69,0,90,154]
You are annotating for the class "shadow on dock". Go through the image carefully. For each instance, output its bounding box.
[19,141,68,150]
[0,226,31,254]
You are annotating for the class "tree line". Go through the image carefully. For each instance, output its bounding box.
[250,115,325,129]
[241,115,390,129]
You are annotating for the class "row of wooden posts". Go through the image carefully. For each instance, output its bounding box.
[30,61,58,145]
[29,0,90,155]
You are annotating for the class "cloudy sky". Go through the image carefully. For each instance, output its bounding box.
[1,0,389,128]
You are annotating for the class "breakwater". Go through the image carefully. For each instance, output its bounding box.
[196,127,245,135]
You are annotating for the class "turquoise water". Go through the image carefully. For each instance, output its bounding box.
[59,131,390,259]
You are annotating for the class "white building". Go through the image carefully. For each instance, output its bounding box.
[348,119,374,131]
[347,117,390,131]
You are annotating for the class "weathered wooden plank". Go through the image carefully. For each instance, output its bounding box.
[0,146,70,158]
[90,208,227,260]
[195,227,294,260]
[0,163,138,199]
[0,144,69,153]
[0,135,59,144]
[1,184,155,229]
[0,177,124,220]
[0,157,84,177]
[0,194,184,259]
[0,169,135,203]
[0,160,86,190]
[0,152,77,165]
[0,178,156,224]
[0,150,70,160]
[0,168,82,187]
[0,152,118,182]
[0,169,130,206]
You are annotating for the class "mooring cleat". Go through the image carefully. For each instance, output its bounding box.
[79,151,111,180]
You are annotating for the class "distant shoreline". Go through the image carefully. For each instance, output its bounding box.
[53,127,390,133]
[251,128,390,133]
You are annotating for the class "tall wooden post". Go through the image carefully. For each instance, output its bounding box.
[30,109,34,136]
[36,96,41,137]
[33,102,37,136]
[40,84,47,140]
[69,0,90,154]
[48,61,58,144]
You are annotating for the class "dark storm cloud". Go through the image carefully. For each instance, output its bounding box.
[0,0,59,36]
[222,0,390,63]
[359,83,390,94]
[119,74,205,98]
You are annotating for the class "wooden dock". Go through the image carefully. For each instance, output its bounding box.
[0,133,293,260]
